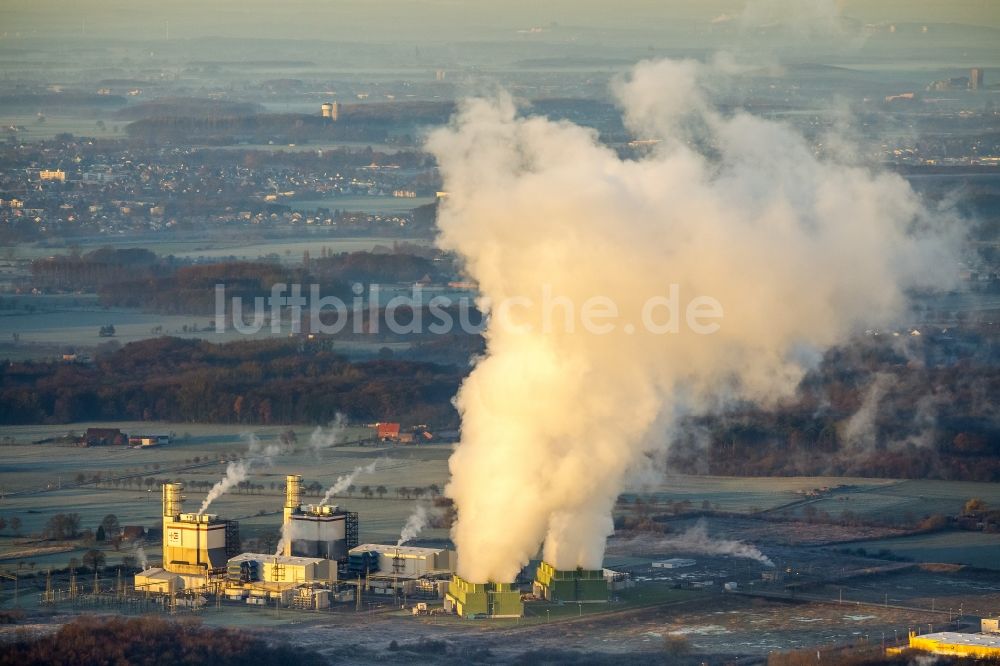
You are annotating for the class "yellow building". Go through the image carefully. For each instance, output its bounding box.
[134,483,238,593]
[161,484,233,577]
[227,553,337,585]
[134,568,181,594]
[39,169,66,182]
[895,631,1000,658]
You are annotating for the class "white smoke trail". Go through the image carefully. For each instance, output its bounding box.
[275,520,306,557]
[318,460,378,506]
[843,372,896,450]
[309,413,348,460]
[198,433,286,514]
[427,58,960,583]
[609,519,774,567]
[397,504,430,546]
[134,545,148,570]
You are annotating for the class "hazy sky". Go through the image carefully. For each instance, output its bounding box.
[1,0,997,43]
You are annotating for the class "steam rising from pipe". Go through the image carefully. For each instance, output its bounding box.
[397,504,430,546]
[276,520,306,557]
[134,545,148,570]
[318,460,378,506]
[198,433,285,514]
[309,413,348,460]
[611,519,774,567]
[427,58,960,583]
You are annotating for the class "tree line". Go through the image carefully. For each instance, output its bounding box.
[0,336,461,426]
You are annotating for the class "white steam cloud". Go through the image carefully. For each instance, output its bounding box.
[397,503,431,546]
[134,545,148,570]
[610,519,774,567]
[843,372,896,449]
[198,433,286,514]
[427,58,959,583]
[276,520,308,557]
[318,460,379,506]
[309,413,348,460]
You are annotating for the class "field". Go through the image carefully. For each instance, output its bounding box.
[0,234,431,263]
[784,479,1000,523]
[290,194,436,213]
[847,532,1000,570]
[624,475,897,514]
[2,113,120,141]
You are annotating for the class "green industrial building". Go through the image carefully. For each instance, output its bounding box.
[533,561,608,603]
[445,575,523,618]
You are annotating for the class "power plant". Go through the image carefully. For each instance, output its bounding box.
[134,475,474,612]
[131,476,630,618]
[281,474,358,561]
[320,101,340,121]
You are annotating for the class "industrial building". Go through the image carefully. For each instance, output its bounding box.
[320,101,340,121]
[136,480,339,602]
[533,561,608,603]
[282,475,358,562]
[133,568,181,594]
[156,483,239,588]
[348,543,455,577]
[135,476,464,611]
[894,631,1000,658]
[344,543,455,601]
[444,576,523,618]
[227,553,337,585]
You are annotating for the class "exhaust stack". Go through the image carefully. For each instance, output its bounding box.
[283,474,302,556]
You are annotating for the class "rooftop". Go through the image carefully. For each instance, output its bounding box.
[918,632,1000,648]
[352,543,448,557]
[228,552,329,566]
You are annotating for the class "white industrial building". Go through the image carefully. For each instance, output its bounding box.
[349,543,456,577]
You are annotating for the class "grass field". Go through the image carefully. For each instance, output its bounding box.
[787,479,1000,523]
[0,235,431,263]
[290,194,436,213]
[2,114,120,141]
[623,476,897,514]
[846,531,1000,569]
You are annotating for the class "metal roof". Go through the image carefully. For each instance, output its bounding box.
[351,543,447,557]
[228,552,328,566]
[920,632,1000,648]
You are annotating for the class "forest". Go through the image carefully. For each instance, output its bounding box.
[0,615,326,666]
[31,247,447,314]
[0,336,462,426]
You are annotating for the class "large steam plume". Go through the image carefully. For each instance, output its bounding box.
[427,58,959,583]
[198,433,286,514]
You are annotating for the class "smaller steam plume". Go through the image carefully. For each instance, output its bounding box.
[309,413,348,460]
[318,460,379,506]
[134,545,148,570]
[397,504,430,546]
[611,519,774,567]
[199,433,286,514]
[276,520,307,556]
[843,372,897,450]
